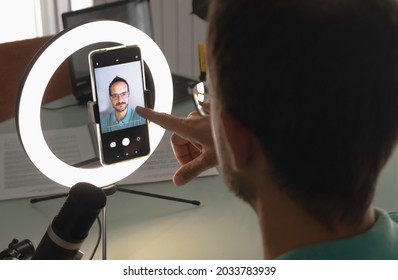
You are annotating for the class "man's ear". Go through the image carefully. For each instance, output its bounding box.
[220,109,257,170]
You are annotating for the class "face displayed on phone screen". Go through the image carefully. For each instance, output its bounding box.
[89,45,150,165]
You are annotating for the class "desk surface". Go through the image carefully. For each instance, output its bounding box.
[0,95,263,260]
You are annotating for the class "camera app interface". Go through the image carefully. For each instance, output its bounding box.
[93,52,149,164]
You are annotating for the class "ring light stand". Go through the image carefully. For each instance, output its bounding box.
[16,21,200,259]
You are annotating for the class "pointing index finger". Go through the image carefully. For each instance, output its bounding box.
[136,106,186,133]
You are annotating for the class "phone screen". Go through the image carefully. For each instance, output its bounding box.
[89,45,150,165]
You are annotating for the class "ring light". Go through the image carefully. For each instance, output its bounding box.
[16,20,173,188]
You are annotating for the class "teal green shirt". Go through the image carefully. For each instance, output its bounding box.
[277,208,398,259]
[101,107,146,133]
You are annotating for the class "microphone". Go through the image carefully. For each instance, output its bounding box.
[31,182,107,260]
[0,239,35,260]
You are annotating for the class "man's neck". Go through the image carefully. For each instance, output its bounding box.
[254,184,375,259]
[115,109,128,122]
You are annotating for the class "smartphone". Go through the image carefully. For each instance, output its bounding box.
[88,44,150,165]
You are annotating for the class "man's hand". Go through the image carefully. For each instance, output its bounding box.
[136,106,217,186]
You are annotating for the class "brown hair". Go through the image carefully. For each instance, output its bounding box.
[207,0,398,228]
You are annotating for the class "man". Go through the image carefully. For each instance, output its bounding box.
[136,0,398,259]
[101,76,145,133]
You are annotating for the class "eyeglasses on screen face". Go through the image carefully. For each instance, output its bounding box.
[189,82,210,116]
[110,91,130,100]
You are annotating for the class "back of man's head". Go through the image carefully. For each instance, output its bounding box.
[207,0,398,228]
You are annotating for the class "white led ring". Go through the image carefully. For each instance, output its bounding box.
[17,20,173,188]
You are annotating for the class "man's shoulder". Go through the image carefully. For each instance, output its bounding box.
[277,208,398,259]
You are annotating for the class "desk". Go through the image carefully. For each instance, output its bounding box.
[0,95,263,260]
